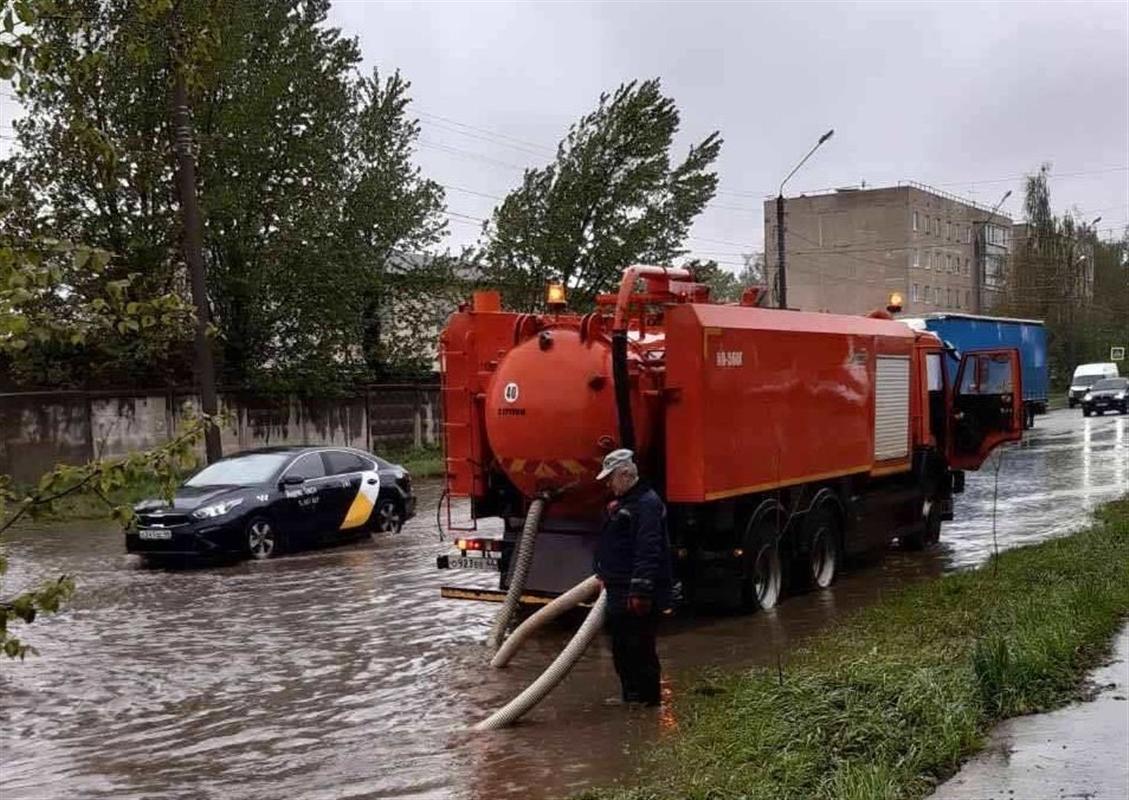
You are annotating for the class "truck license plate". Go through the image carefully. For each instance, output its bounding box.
[449,557,499,571]
[139,529,172,540]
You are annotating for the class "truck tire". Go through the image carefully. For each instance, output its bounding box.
[796,506,841,590]
[740,515,782,611]
[903,499,942,551]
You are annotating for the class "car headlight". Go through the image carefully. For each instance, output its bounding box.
[1116,392,1127,400]
[1083,393,1092,402]
[193,498,244,519]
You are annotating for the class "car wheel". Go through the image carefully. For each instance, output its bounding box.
[247,517,280,559]
[1068,399,1076,408]
[374,498,404,534]
[1082,407,1091,417]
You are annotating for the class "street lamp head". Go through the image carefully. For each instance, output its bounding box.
[1091,216,1102,227]
[1001,190,1012,202]
[819,129,835,145]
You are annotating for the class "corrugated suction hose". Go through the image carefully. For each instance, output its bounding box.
[491,575,601,668]
[487,497,546,649]
[474,586,608,731]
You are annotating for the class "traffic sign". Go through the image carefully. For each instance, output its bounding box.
[1112,346,1126,361]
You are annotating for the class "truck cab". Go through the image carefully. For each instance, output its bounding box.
[918,334,1023,471]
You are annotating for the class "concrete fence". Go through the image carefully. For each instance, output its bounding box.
[0,385,440,484]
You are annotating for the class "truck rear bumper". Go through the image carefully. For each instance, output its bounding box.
[439,585,563,605]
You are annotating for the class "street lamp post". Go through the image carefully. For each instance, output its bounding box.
[974,189,1012,313]
[776,128,834,309]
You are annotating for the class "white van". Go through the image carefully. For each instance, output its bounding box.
[1068,362,1121,407]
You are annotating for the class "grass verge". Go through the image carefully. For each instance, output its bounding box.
[583,496,1129,800]
[383,444,444,479]
[17,473,188,521]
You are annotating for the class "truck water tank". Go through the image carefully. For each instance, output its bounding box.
[484,326,657,509]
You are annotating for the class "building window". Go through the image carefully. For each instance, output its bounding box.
[926,251,932,270]
[913,211,919,231]
[924,285,932,304]
[912,284,920,302]
[945,221,951,240]
[913,249,920,269]
[965,290,971,307]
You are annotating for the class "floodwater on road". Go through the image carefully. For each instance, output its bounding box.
[1,409,1126,800]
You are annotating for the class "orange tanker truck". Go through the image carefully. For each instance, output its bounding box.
[436,265,1022,609]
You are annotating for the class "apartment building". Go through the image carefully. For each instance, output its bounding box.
[763,182,1011,315]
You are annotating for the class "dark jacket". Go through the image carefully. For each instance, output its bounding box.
[593,481,673,613]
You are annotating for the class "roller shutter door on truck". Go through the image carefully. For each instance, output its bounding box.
[874,355,910,461]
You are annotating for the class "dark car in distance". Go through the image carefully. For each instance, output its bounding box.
[125,446,416,562]
[1080,377,1129,417]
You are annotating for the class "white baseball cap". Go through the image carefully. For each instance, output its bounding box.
[596,448,635,480]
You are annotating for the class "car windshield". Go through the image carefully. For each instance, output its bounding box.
[185,453,293,487]
[1092,378,1127,391]
[1073,374,1102,387]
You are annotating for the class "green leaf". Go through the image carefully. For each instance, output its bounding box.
[73,247,91,270]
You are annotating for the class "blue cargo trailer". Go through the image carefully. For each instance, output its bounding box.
[901,313,1048,428]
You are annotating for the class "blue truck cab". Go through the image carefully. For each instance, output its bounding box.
[900,313,1048,429]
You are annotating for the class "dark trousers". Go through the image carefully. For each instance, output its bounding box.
[607,610,661,704]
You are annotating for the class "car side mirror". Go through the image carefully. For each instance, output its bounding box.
[280,475,305,487]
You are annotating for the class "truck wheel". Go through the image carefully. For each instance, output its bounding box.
[799,506,841,590]
[740,516,782,611]
[903,500,942,550]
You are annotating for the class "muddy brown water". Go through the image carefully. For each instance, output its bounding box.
[1,409,1126,799]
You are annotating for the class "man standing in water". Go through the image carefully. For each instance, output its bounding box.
[594,449,673,707]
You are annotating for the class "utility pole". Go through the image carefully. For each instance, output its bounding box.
[775,194,786,309]
[776,129,834,309]
[172,57,222,463]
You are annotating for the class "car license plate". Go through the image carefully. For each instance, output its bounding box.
[139,529,172,540]
[449,556,500,571]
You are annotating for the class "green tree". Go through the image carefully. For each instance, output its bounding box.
[481,79,722,311]
[689,252,767,303]
[996,165,1128,382]
[342,70,449,378]
[1,0,447,392]
[1,0,209,659]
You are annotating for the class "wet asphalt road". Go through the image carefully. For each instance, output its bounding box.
[0,408,1126,799]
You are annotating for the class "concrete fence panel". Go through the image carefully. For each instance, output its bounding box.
[0,385,440,484]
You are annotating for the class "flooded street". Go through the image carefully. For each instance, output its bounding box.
[2,409,1126,800]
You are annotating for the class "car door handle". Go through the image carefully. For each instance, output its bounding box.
[366,478,378,485]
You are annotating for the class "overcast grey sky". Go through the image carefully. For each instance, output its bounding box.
[330,0,1129,269]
